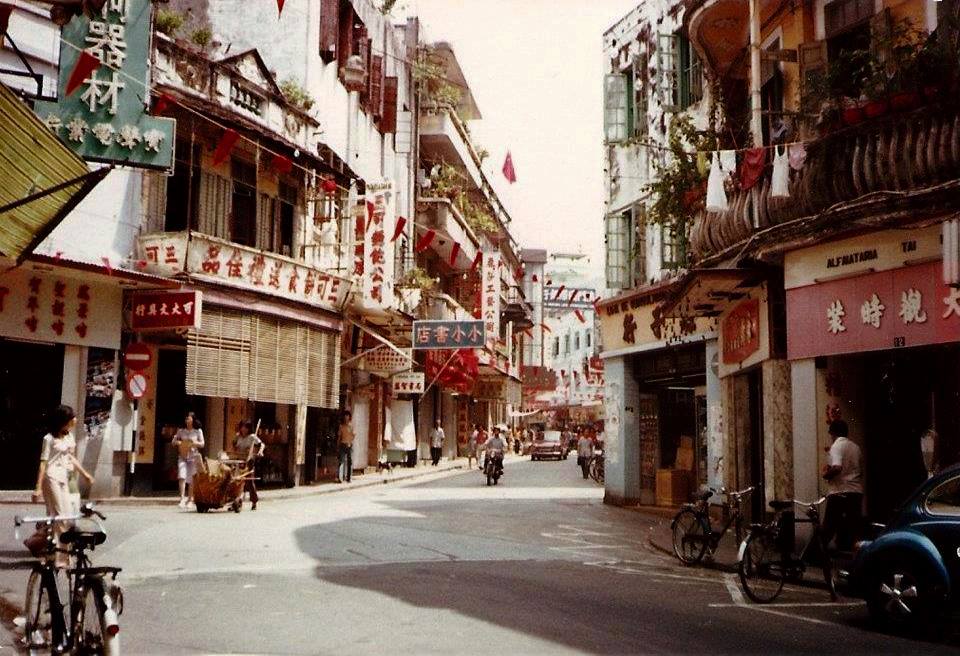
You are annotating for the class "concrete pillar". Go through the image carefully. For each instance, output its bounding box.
[791,358,819,504]
[705,340,723,491]
[603,356,641,506]
[762,359,793,506]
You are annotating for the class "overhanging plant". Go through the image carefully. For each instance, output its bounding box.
[397,266,436,291]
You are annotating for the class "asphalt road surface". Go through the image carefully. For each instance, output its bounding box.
[2,457,960,655]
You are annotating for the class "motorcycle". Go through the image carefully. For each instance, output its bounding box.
[484,451,504,486]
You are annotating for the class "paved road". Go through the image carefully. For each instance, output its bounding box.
[2,457,960,654]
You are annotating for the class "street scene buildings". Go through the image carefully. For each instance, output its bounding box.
[2,0,960,653]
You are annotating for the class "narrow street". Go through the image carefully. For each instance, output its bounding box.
[3,459,959,655]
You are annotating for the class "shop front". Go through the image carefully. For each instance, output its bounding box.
[786,225,959,520]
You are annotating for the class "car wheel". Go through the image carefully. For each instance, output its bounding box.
[867,563,940,630]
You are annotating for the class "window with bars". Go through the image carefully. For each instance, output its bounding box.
[604,73,629,142]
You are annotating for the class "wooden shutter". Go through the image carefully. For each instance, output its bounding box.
[319,0,339,63]
[307,328,340,409]
[197,171,231,238]
[142,171,167,233]
[250,315,280,403]
[257,193,275,251]
[186,307,251,399]
[369,55,384,117]
[381,76,398,133]
[825,0,874,38]
[358,33,371,106]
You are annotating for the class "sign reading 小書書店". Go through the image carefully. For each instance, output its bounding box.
[413,320,485,350]
[34,0,175,170]
[391,371,424,395]
[362,345,412,377]
[481,249,501,350]
[130,290,201,331]
[139,232,352,313]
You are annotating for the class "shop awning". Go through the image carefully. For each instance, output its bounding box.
[660,268,766,319]
[0,82,108,263]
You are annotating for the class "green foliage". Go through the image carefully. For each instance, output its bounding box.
[414,48,462,110]
[458,196,498,235]
[476,147,489,162]
[279,77,315,112]
[427,162,498,235]
[190,26,213,48]
[379,0,399,14]
[398,267,435,290]
[155,9,185,36]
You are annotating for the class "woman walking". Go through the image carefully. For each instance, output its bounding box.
[173,412,204,508]
[32,405,94,567]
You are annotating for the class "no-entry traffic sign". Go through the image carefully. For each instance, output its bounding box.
[126,373,148,400]
[124,342,152,371]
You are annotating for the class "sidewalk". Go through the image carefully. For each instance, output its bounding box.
[0,456,500,506]
[631,505,742,572]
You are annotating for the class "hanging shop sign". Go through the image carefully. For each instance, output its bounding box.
[474,377,506,400]
[722,299,761,364]
[139,232,351,313]
[481,248,501,351]
[391,371,424,395]
[0,268,120,349]
[130,290,201,331]
[353,180,397,314]
[34,0,175,170]
[413,320,485,349]
[787,260,960,359]
[521,365,557,391]
[362,345,412,376]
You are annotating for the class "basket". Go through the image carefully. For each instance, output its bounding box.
[193,471,244,506]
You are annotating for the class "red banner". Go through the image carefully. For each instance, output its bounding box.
[722,298,761,364]
[130,291,202,331]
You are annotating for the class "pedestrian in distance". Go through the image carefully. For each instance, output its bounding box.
[821,419,864,551]
[577,430,595,479]
[430,419,445,466]
[337,411,354,483]
[234,420,264,510]
[33,404,94,568]
[172,412,204,508]
[467,424,480,470]
[476,425,488,470]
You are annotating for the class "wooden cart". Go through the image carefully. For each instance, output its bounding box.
[193,458,251,513]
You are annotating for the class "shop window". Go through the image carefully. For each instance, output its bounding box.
[164,141,200,232]
[926,476,960,517]
[231,158,257,247]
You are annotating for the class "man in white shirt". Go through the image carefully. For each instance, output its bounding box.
[482,428,506,475]
[821,420,864,551]
[429,419,445,466]
[577,432,595,479]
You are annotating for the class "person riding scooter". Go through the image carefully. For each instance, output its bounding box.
[482,427,506,477]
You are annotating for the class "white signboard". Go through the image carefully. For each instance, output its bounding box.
[481,248,501,351]
[354,179,397,314]
[391,371,425,395]
[362,345,412,377]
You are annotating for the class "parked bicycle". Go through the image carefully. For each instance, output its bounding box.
[737,497,837,603]
[589,452,604,485]
[671,486,754,565]
[15,503,123,655]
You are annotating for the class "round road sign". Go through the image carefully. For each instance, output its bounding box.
[126,373,148,400]
[124,342,152,372]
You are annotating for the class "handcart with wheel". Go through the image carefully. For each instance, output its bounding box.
[192,458,253,513]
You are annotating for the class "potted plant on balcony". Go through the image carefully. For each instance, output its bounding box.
[397,266,436,309]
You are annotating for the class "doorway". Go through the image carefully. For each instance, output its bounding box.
[153,348,205,490]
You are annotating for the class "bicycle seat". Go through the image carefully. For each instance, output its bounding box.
[768,500,793,510]
[60,528,106,548]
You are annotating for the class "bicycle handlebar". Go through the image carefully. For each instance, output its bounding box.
[14,503,106,527]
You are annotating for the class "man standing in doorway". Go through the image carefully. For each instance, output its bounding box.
[822,419,863,551]
[337,412,354,483]
[430,419,445,466]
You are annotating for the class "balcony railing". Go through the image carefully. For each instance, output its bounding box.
[690,104,960,261]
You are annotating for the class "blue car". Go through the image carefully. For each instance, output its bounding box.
[842,464,960,628]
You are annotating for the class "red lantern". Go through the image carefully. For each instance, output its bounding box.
[321,178,338,195]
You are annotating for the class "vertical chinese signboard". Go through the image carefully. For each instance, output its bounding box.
[354,180,397,313]
[481,248,501,351]
[34,0,175,170]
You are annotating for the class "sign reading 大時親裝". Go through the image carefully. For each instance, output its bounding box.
[34,0,175,170]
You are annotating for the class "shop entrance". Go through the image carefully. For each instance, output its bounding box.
[153,348,206,490]
[0,339,64,489]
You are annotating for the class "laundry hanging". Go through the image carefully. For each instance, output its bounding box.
[719,150,737,175]
[788,143,807,171]
[705,152,728,212]
[770,146,791,198]
[739,147,766,191]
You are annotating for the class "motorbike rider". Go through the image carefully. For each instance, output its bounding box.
[482,427,507,476]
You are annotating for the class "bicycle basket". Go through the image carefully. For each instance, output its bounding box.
[23,524,52,557]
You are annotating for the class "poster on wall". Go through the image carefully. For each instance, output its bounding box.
[84,347,117,442]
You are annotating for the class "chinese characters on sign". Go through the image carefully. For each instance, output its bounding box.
[362,345,412,377]
[412,320,485,350]
[480,249,501,351]
[139,233,352,313]
[130,290,201,330]
[787,261,960,359]
[363,180,396,308]
[390,372,425,395]
[34,0,175,170]
[721,299,760,364]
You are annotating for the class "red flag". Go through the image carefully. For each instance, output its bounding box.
[553,285,565,300]
[65,51,100,97]
[391,216,407,242]
[522,328,533,337]
[502,151,517,184]
[366,199,375,223]
[100,256,113,276]
[153,92,174,114]
[514,267,523,281]
[470,251,482,272]
[212,129,239,166]
[593,296,603,311]
[568,289,579,306]
[574,310,585,323]
[277,0,285,15]
[0,5,13,35]
[449,242,461,267]
[414,229,436,253]
[540,322,552,333]
[271,154,293,174]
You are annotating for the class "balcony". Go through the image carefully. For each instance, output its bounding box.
[503,284,533,329]
[420,109,485,192]
[415,197,481,269]
[690,104,960,262]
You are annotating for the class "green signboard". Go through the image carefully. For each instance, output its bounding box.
[35,0,174,171]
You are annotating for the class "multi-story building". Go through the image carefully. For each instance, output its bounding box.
[601,0,960,520]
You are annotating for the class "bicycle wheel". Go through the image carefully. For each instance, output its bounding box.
[23,570,53,651]
[671,510,709,565]
[75,581,120,656]
[738,531,786,603]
